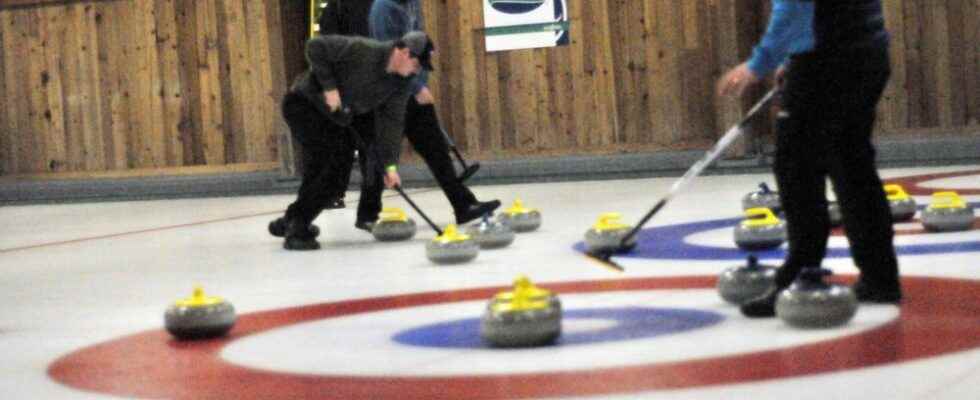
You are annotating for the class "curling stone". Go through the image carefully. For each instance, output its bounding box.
[734,207,786,250]
[884,184,917,222]
[371,207,417,241]
[164,286,236,340]
[480,275,561,348]
[742,182,781,213]
[497,199,542,232]
[717,255,778,305]
[465,214,515,249]
[426,224,479,264]
[775,267,858,329]
[584,212,637,253]
[828,201,843,227]
[922,191,975,232]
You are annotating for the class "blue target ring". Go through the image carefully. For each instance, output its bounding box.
[392,307,723,349]
[574,202,980,261]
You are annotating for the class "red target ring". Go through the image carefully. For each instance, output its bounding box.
[48,276,980,399]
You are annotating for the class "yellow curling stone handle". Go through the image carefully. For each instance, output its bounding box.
[432,224,471,243]
[173,286,225,308]
[928,191,966,210]
[884,184,910,201]
[379,207,409,222]
[592,212,630,232]
[741,207,780,228]
[492,275,552,312]
[504,198,537,216]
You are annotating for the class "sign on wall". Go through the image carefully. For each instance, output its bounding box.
[483,0,570,52]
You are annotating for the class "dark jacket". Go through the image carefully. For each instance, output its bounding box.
[290,35,415,166]
[813,0,888,53]
[318,0,372,37]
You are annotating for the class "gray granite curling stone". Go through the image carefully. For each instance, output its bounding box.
[775,267,858,329]
[164,287,236,340]
[426,224,479,264]
[718,255,778,305]
[372,208,417,241]
[921,192,975,232]
[734,207,786,250]
[497,199,542,233]
[583,213,637,253]
[465,214,516,249]
[742,182,781,214]
[480,275,561,348]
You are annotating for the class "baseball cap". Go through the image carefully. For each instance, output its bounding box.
[401,31,435,71]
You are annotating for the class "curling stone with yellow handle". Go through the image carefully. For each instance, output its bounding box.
[426,224,480,264]
[734,207,786,250]
[372,207,417,242]
[497,199,542,232]
[164,286,236,340]
[884,184,917,222]
[922,191,975,232]
[584,212,637,253]
[480,275,561,348]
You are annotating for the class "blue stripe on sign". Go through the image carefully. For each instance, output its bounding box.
[392,307,724,349]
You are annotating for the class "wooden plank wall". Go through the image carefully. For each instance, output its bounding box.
[0,0,288,176]
[1,0,977,177]
[424,0,979,162]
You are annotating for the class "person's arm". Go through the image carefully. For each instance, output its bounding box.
[746,0,814,78]
[305,35,349,92]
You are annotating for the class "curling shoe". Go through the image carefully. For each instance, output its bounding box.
[269,217,319,238]
[455,200,502,225]
[283,220,320,251]
[853,279,902,304]
[740,287,781,318]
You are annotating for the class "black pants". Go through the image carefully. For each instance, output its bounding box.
[354,97,476,223]
[281,92,374,227]
[772,44,899,288]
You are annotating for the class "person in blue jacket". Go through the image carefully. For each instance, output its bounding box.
[717,0,902,317]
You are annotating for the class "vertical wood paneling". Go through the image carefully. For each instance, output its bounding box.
[0,0,976,177]
[0,12,8,175]
[881,0,909,133]
[40,6,67,171]
[154,0,184,166]
[25,10,48,172]
[80,4,107,170]
[958,0,979,126]
[196,0,226,164]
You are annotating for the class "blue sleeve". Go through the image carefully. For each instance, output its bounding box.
[747,0,815,78]
[370,0,428,94]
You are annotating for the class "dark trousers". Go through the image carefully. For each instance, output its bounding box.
[281,92,374,227]
[354,97,476,223]
[772,44,899,289]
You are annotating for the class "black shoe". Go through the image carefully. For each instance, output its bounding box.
[269,217,319,238]
[354,220,376,233]
[283,220,320,251]
[740,288,781,318]
[455,200,502,225]
[853,280,902,303]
